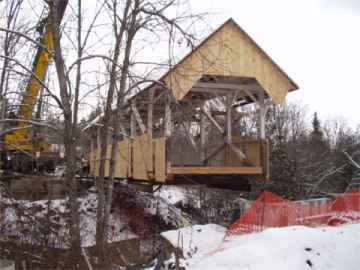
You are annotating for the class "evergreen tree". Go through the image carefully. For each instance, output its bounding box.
[310,112,323,142]
[309,112,328,153]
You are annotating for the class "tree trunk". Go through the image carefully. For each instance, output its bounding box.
[50,0,82,265]
[95,2,134,268]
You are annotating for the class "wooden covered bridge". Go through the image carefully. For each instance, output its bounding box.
[87,18,298,188]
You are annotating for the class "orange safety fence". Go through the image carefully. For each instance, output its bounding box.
[328,189,360,226]
[227,189,360,236]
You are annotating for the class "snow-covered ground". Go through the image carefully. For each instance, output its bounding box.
[77,191,137,247]
[155,185,187,205]
[160,223,360,270]
[161,224,226,259]
[0,187,136,248]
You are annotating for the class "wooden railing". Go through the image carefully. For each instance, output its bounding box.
[89,135,270,182]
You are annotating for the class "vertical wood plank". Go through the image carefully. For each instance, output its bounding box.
[226,94,232,143]
[164,93,172,137]
[130,100,136,137]
[164,93,172,172]
[132,134,153,180]
[200,104,206,162]
[90,138,95,175]
[131,101,146,133]
[147,88,155,136]
[154,137,166,182]
[258,90,266,140]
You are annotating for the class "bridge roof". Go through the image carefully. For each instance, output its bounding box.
[159,18,298,104]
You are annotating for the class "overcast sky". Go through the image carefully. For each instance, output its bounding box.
[7,0,357,126]
[187,0,360,128]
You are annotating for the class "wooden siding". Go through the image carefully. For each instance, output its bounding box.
[132,134,153,180]
[154,137,166,182]
[115,139,131,178]
[162,19,297,104]
[90,134,167,181]
[226,138,262,167]
[170,166,263,175]
[90,147,100,177]
[89,135,267,182]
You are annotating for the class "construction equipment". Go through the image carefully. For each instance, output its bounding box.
[1,1,68,173]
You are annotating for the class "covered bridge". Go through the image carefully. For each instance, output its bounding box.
[87,18,298,188]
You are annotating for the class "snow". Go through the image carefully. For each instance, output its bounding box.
[0,188,137,248]
[114,182,191,227]
[160,223,360,270]
[155,186,186,205]
[78,192,137,247]
[161,224,226,259]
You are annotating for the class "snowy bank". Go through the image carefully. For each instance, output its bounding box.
[160,223,360,270]
[161,224,226,259]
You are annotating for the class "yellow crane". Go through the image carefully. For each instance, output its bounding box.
[2,1,68,172]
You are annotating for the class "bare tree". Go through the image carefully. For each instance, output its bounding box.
[0,0,25,96]
[0,0,27,133]
[1,0,204,267]
[48,0,107,265]
[92,0,205,267]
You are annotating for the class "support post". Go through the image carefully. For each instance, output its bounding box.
[226,94,232,143]
[96,126,101,176]
[200,107,224,134]
[130,100,136,138]
[258,91,266,140]
[164,94,172,137]
[200,104,206,162]
[226,92,247,162]
[164,93,172,172]
[147,88,155,137]
[97,126,101,150]
[90,137,95,175]
[131,100,146,133]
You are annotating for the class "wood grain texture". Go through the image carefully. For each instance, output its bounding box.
[115,139,131,178]
[162,19,298,104]
[154,137,166,182]
[170,166,263,175]
[132,134,153,180]
[226,137,262,167]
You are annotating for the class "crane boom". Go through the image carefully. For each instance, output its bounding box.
[4,1,68,152]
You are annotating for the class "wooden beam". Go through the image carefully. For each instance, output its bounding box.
[164,93,172,137]
[90,138,95,175]
[170,166,263,175]
[130,104,136,137]
[200,107,224,134]
[242,88,259,105]
[258,90,266,140]
[195,82,261,91]
[147,88,155,136]
[200,104,206,162]
[164,93,172,173]
[131,100,146,134]
[226,94,232,143]
[211,110,227,116]
[203,142,226,164]
[211,110,249,118]
[227,142,247,161]
[225,92,247,162]
[180,121,198,152]
[96,126,101,149]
